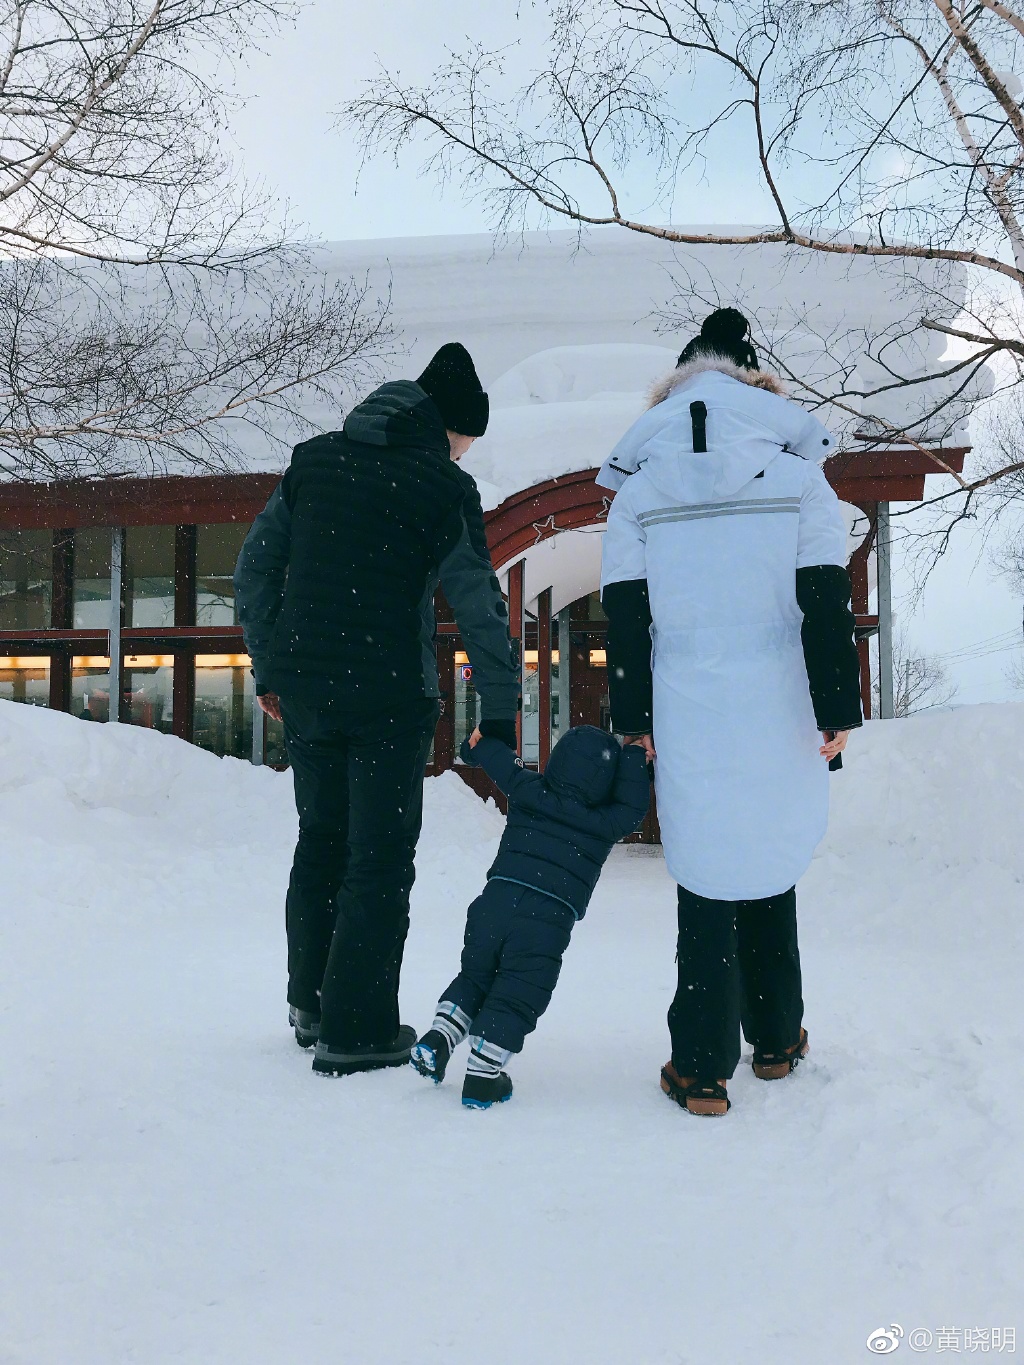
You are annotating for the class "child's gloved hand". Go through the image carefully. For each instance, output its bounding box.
[478,719,518,749]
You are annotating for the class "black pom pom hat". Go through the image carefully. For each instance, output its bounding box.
[676,308,759,372]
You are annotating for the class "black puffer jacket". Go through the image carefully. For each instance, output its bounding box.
[234,380,519,721]
[460,727,651,918]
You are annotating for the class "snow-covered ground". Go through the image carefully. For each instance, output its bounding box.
[1,700,1021,1364]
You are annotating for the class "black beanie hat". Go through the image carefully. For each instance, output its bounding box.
[676,307,759,371]
[416,342,490,437]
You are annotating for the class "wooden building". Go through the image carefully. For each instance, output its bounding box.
[0,229,976,816]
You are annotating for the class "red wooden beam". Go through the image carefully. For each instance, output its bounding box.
[172,526,198,743]
[0,473,280,530]
[0,626,245,649]
[48,529,74,711]
[832,476,926,503]
[0,629,107,645]
[826,446,968,480]
[0,442,969,539]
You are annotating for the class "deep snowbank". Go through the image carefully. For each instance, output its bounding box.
[1,699,1021,1365]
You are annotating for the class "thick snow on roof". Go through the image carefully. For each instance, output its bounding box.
[463,343,677,510]
[5,226,983,486]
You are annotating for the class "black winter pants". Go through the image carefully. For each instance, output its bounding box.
[280,692,438,1050]
[668,884,803,1081]
[441,881,576,1054]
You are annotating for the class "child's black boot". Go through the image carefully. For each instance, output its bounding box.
[462,1069,513,1109]
[462,1039,514,1109]
[409,1029,452,1083]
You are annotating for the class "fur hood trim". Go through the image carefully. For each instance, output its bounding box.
[648,354,786,409]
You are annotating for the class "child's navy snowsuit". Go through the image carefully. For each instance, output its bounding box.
[441,726,651,1053]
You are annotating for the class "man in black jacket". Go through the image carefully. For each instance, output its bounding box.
[234,343,519,1076]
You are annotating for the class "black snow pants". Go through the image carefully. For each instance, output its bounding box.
[441,881,576,1054]
[280,691,438,1050]
[668,884,804,1081]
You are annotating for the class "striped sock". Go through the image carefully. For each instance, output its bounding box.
[431,1002,471,1052]
[467,1036,512,1077]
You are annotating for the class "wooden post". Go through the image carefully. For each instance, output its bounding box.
[847,511,874,720]
[172,525,197,742]
[507,559,525,753]
[556,607,571,741]
[48,529,74,712]
[434,637,457,771]
[109,528,125,723]
[537,587,553,769]
[876,501,895,719]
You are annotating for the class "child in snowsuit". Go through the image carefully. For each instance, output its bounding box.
[411,725,651,1108]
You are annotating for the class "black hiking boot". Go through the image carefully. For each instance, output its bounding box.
[312,1025,417,1077]
[752,1028,809,1081]
[660,1062,731,1116]
[409,1029,453,1084]
[462,1070,513,1110]
[288,1006,320,1049]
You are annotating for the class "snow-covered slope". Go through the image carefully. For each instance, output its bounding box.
[1,700,1021,1364]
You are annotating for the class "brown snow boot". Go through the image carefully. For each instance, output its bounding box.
[660,1061,730,1116]
[752,1028,809,1081]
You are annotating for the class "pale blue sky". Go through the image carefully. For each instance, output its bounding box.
[228,0,773,240]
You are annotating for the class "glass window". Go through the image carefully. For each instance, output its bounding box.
[124,654,173,733]
[521,660,541,765]
[73,528,113,629]
[72,655,111,722]
[551,653,565,740]
[194,653,253,758]
[197,523,249,626]
[452,652,481,758]
[0,654,50,706]
[265,713,287,767]
[125,527,175,628]
[0,529,52,629]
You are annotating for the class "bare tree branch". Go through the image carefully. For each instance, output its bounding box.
[338,0,1024,553]
[0,1,395,480]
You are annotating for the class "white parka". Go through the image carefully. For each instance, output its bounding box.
[598,358,848,900]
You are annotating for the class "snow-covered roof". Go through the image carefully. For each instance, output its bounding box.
[4,226,981,490]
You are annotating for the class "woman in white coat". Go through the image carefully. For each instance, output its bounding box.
[599,309,862,1117]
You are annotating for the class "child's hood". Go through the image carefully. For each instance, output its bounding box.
[543,726,621,807]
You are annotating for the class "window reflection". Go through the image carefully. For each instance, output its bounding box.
[73,529,112,629]
[453,652,480,756]
[0,655,49,706]
[124,655,173,733]
[194,653,253,758]
[125,527,175,628]
[0,529,52,629]
[72,655,111,721]
[196,524,248,626]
